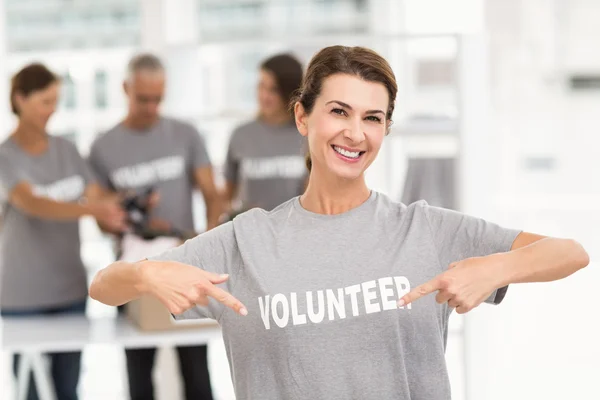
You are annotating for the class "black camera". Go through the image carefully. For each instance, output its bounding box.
[120,187,155,233]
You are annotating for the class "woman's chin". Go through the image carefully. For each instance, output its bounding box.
[326,162,365,181]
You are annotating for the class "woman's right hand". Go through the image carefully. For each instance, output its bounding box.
[89,200,128,232]
[139,260,248,316]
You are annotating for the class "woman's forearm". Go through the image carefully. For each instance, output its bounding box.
[205,193,223,230]
[89,260,151,306]
[498,237,589,286]
[12,189,92,220]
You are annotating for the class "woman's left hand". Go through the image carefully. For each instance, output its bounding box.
[398,255,506,314]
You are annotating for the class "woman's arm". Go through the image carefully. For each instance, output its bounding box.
[84,183,127,233]
[89,260,147,306]
[84,182,120,204]
[497,233,589,285]
[8,181,126,233]
[194,166,223,230]
[10,181,105,220]
[399,232,589,313]
[223,180,238,210]
[89,259,247,316]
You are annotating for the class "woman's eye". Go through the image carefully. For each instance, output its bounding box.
[365,115,382,123]
[331,108,347,116]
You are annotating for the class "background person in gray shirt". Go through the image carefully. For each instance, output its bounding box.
[223,53,307,213]
[89,46,589,400]
[0,63,126,400]
[88,54,220,400]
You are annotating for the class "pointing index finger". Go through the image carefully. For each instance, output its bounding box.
[398,278,442,308]
[204,284,248,316]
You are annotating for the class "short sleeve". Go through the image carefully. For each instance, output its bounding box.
[187,126,212,169]
[148,221,242,320]
[423,203,522,305]
[0,153,25,203]
[87,139,113,189]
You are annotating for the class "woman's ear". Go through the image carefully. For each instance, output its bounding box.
[13,91,26,114]
[385,119,393,136]
[294,102,308,137]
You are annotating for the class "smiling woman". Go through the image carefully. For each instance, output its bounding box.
[90,45,589,400]
[294,45,397,177]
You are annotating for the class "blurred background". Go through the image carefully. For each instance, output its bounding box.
[0,0,599,399]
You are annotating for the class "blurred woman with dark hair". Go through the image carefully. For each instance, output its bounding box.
[223,53,308,215]
[0,63,126,400]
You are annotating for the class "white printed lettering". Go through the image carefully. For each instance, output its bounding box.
[361,280,381,314]
[271,294,290,328]
[394,276,412,310]
[326,288,346,321]
[344,284,362,317]
[111,156,185,189]
[258,295,271,330]
[256,276,413,330]
[378,277,397,311]
[33,175,85,202]
[306,290,325,324]
[290,293,307,325]
[240,156,305,180]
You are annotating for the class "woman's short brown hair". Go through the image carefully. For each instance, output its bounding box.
[10,63,59,116]
[261,53,304,112]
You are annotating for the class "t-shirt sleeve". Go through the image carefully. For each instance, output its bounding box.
[87,140,113,189]
[147,221,242,321]
[423,203,522,305]
[186,125,212,169]
[0,153,25,203]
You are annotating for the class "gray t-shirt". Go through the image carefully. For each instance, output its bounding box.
[89,117,211,232]
[224,120,307,211]
[0,136,93,310]
[151,192,521,400]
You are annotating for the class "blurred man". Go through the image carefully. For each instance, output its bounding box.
[88,53,220,400]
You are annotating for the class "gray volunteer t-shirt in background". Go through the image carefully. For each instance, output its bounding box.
[224,119,307,211]
[89,117,211,232]
[151,192,521,400]
[0,136,94,310]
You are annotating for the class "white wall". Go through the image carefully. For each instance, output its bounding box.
[0,0,8,394]
[0,0,10,141]
[463,1,600,399]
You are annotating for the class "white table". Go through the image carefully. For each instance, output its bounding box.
[1,315,222,400]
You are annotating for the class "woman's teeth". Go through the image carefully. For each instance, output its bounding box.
[333,145,361,159]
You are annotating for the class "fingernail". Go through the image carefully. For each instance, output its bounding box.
[397,299,405,307]
[240,307,248,316]
[220,274,229,278]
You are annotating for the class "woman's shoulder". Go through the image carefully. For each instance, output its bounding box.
[50,135,76,149]
[50,136,84,158]
[230,198,297,231]
[0,137,15,157]
[234,198,295,221]
[370,191,435,222]
[231,119,263,138]
[0,140,16,166]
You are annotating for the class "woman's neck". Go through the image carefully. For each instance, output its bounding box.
[300,168,371,215]
[12,120,48,155]
[260,111,291,126]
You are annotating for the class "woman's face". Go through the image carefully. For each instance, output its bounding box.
[16,82,60,132]
[257,69,286,119]
[295,73,389,181]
